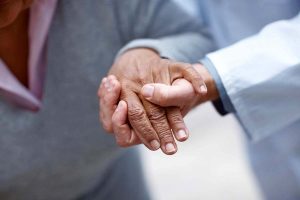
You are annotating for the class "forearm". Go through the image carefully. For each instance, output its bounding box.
[118,33,215,64]
[116,0,215,63]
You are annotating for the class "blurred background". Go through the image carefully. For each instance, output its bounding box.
[141,103,263,200]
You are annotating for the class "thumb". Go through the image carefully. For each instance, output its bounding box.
[141,79,195,107]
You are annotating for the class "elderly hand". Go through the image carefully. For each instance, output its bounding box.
[98,48,207,155]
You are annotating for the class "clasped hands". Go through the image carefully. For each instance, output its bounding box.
[98,48,218,155]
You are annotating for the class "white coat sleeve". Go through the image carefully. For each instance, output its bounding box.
[206,13,300,141]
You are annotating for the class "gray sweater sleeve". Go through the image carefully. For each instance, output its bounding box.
[114,0,215,63]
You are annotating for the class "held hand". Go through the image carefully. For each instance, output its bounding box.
[98,63,217,154]
[98,75,141,146]
[141,64,220,113]
[99,48,207,155]
[98,76,190,151]
[142,78,197,116]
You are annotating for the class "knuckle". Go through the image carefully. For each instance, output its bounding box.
[127,106,157,141]
[167,108,185,131]
[183,63,193,69]
[99,95,112,106]
[186,66,198,76]
[144,129,156,138]
[174,61,191,70]
[169,113,183,125]
[128,105,146,121]
[158,129,173,141]
[120,80,130,89]
[150,119,172,141]
[138,126,156,140]
[193,75,202,82]
[147,106,165,121]
[146,106,174,140]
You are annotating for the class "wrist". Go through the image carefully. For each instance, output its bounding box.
[118,48,160,61]
[193,63,220,102]
[110,47,160,76]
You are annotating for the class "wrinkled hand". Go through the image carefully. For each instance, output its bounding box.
[98,75,141,147]
[98,76,191,151]
[98,48,207,155]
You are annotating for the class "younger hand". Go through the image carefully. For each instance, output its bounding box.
[141,63,220,113]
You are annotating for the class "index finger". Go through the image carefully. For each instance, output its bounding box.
[169,61,207,95]
[142,99,178,155]
[122,90,161,151]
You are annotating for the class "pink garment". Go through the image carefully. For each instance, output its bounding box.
[0,0,57,111]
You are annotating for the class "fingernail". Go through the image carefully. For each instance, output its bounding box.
[142,85,154,98]
[176,130,187,140]
[115,101,123,112]
[200,85,207,94]
[165,143,176,153]
[150,140,160,150]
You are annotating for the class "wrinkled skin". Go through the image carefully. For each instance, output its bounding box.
[99,48,208,155]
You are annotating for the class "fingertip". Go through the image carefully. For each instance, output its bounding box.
[200,84,208,94]
[163,143,177,155]
[150,140,160,151]
[141,84,154,98]
[175,129,189,142]
[142,83,172,106]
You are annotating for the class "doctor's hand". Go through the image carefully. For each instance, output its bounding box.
[141,63,220,114]
[98,48,207,155]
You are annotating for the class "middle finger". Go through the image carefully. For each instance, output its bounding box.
[141,98,177,155]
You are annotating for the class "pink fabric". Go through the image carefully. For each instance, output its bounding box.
[0,0,57,111]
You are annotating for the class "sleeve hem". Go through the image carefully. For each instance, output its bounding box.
[200,58,236,115]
